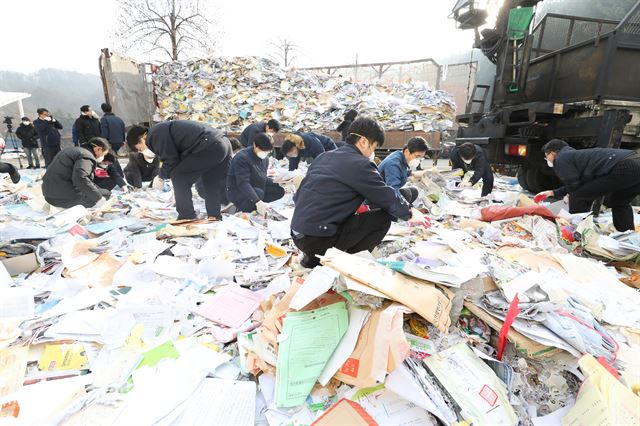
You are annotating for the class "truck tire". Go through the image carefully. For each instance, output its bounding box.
[517,166,530,191]
[527,166,558,194]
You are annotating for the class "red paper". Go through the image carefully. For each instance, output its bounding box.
[497,293,520,361]
[481,205,555,222]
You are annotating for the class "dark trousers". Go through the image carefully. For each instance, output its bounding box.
[232,181,285,213]
[42,146,61,168]
[293,210,393,268]
[0,162,15,174]
[125,168,158,189]
[23,147,41,167]
[45,188,111,209]
[480,170,494,196]
[170,142,231,220]
[568,158,640,231]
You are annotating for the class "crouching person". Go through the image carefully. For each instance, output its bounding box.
[42,137,111,208]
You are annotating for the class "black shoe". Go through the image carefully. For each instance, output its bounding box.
[8,166,21,184]
[300,254,320,269]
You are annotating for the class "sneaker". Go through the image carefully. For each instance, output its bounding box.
[8,166,20,184]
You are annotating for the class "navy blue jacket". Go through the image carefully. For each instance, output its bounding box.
[291,144,411,237]
[378,150,410,196]
[451,144,494,195]
[239,122,267,148]
[307,132,337,152]
[288,132,329,171]
[100,113,126,148]
[146,120,230,179]
[552,146,633,197]
[33,117,63,148]
[226,147,271,205]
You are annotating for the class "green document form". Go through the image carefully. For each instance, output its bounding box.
[276,302,348,408]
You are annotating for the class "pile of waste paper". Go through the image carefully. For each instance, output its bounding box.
[1,159,639,426]
[153,56,456,134]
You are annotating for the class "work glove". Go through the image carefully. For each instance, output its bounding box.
[152,177,165,191]
[94,198,107,209]
[255,200,269,216]
[408,208,431,229]
[458,181,471,188]
[121,185,130,194]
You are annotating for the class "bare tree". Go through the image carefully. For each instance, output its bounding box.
[269,38,300,68]
[115,0,218,61]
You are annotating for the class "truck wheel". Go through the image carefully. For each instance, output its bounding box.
[526,167,543,194]
[527,166,558,194]
[517,166,530,191]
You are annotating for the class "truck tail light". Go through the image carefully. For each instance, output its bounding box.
[504,144,527,157]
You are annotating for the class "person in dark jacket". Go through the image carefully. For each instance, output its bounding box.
[33,108,63,167]
[537,139,640,231]
[15,117,41,168]
[336,109,358,141]
[124,149,160,189]
[239,119,280,148]
[291,116,422,268]
[226,133,285,213]
[378,137,428,197]
[195,137,243,204]
[126,121,232,220]
[100,103,126,153]
[450,142,494,196]
[93,152,129,192]
[42,137,111,208]
[280,132,334,171]
[74,105,101,145]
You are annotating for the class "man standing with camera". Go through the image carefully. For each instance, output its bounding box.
[33,108,63,167]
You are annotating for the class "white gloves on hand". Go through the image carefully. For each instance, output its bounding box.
[408,208,431,229]
[121,186,130,194]
[255,200,269,216]
[94,198,107,209]
[152,177,165,191]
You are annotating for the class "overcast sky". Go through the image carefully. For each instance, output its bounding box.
[0,0,493,75]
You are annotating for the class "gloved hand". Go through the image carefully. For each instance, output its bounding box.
[408,208,431,229]
[121,185,130,194]
[255,200,269,216]
[152,177,165,191]
[534,190,554,203]
[458,181,471,188]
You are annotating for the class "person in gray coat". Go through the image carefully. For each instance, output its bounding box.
[42,137,111,208]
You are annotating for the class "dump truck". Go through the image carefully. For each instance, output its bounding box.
[452,0,640,193]
[98,50,446,156]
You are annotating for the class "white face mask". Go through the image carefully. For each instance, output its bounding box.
[546,159,554,168]
[368,152,375,161]
[22,121,30,126]
[409,158,421,170]
[144,157,154,163]
[96,156,105,163]
[257,151,269,160]
[462,158,473,165]
[142,148,155,158]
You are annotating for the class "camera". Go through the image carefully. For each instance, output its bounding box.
[2,116,13,125]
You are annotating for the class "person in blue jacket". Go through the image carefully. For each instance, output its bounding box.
[226,133,285,213]
[100,103,126,153]
[280,132,336,171]
[239,119,280,148]
[291,116,422,268]
[378,137,428,198]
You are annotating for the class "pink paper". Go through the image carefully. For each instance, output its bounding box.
[197,285,263,328]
